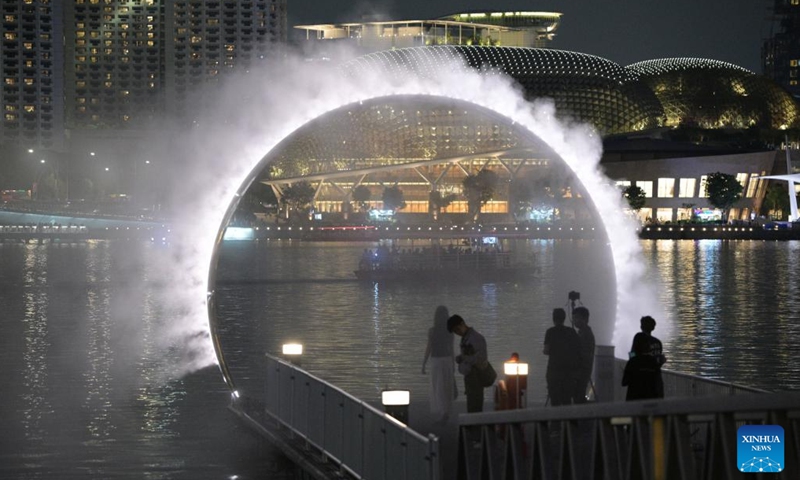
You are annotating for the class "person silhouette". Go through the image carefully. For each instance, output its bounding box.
[421,306,456,424]
[543,308,580,406]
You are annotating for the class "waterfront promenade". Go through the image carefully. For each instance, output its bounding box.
[234,354,799,480]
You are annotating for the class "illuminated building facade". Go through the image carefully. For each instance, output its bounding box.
[259,47,799,224]
[763,0,800,98]
[2,1,286,153]
[1,0,65,150]
[629,58,799,130]
[295,11,561,60]
[64,0,287,130]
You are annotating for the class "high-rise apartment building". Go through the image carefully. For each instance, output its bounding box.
[2,0,286,152]
[763,0,800,98]
[1,0,65,150]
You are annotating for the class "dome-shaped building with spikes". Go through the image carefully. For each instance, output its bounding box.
[628,58,799,130]
[341,46,665,136]
[273,17,800,226]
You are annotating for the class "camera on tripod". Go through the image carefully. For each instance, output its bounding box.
[568,291,580,301]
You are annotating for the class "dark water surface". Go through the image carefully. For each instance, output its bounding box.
[1,238,799,478]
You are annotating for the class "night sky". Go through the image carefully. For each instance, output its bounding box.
[288,0,773,72]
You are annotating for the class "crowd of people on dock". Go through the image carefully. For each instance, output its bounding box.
[420,298,667,423]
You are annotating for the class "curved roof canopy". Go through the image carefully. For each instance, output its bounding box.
[341,46,665,136]
[263,94,557,182]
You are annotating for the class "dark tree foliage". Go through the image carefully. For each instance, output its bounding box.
[280,181,315,220]
[351,185,371,212]
[381,184,407,212]
[622,185,647,211]
[462,169,499,222]
[428,190,457,221]
[704,172,743,222]
[763,183,791,220]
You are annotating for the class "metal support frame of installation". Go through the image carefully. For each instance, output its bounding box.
[456,390,799,480]
[262,354,440,480]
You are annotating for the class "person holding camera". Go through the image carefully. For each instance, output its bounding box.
[543,308,580,406]
[447,314,490,413]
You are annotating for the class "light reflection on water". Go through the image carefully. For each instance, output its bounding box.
[1,238,798,478]
[640,240,800,390]
[216,238,800,407]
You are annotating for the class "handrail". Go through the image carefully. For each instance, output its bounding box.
[457,392,800,479]
[613,358,768,399]
[264,354,440,480]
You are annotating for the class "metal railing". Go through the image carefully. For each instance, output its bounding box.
[264,354,440,480]
[613,358,769,400]
[457,392,800,480]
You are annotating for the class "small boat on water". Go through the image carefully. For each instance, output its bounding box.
[354,237,535,283]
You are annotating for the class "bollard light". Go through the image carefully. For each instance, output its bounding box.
[282,343,303,356]
[282,343,303,366]
[503,362,529,376]
[381,389,410,424]
[503,361,529,409]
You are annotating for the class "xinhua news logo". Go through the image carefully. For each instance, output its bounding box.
[737,425,784,473]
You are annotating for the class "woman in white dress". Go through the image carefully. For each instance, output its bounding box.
[421,305,456,424]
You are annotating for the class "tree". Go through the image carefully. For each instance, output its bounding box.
[351,185,371,212]
[705,172,743,222]
[381,184,406,212]
[280,181,315,221]
[462,169,498,222]
[429,190,457,221]
[763,183,790,220]
[622,185,647,212]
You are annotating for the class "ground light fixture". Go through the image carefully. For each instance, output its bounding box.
[282,343,303,366]
[381,389,410,424]
[503,361,529,409]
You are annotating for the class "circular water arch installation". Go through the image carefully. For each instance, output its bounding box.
[207,94,616,393]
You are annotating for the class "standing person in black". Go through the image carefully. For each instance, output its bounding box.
[543,308,580,406]
[631,315,666,397]
[572,306,595,404]
[622,334,661,400]
[448,314,489,413]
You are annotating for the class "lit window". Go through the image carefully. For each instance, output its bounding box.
[616,180,631,188]
[736,173,748,189]
[657,178,675,198]
[5,113,17,121]
[5,105,16,111]
[699,175,709,198]
[76,81,86,87]
[24,42,33,50]
[4,32,17,40]
[104,81,112,88]
[24,78,34,86]
[636,181,653,198]
[656,208,673,223]
[678,178,696,198]
[676,208,693,221]
[746,174,759,198]
[24,105,35,113]
[4,78,15,85]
